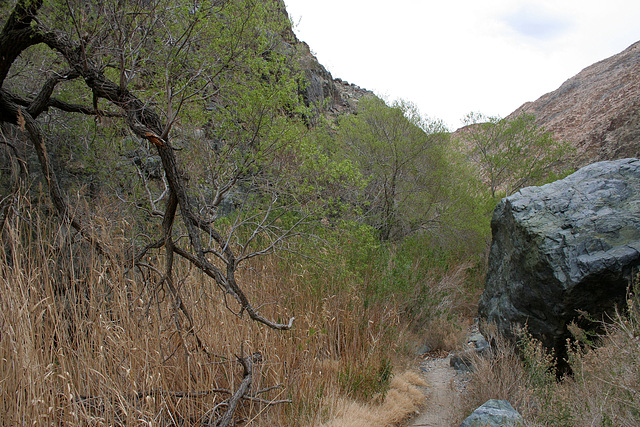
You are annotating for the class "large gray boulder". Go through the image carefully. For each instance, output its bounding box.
[479,158,640,355]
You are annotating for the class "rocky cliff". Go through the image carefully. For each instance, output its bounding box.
[295,41,374,118]
[510,41,640,165]
[276,1,373,119]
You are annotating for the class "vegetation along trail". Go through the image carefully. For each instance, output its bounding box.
[1,0,639,425]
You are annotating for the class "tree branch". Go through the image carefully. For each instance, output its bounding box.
[0,0,44,85]
[0,93,113,259]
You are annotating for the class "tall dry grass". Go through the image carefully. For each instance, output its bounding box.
[409,260,480,352]
[2,194,467,425]
[463,280,640,426]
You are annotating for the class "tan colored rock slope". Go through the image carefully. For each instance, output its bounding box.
[510,41,640,165]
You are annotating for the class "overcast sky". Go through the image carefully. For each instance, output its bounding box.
[283,0,640,130]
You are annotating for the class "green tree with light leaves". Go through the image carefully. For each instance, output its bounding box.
[337,97,451,241]
[461,112,574,198]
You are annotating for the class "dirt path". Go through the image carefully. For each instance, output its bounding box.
[408,355,465,427]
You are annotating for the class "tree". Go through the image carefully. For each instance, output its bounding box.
[460,112,574,198]
[337,97,450,241]
[0,0,311,423]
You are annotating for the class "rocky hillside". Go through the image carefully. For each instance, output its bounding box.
[283,0,639,162]
[275,0,373,119]
[509,41,640,165]
[295,40,374,117]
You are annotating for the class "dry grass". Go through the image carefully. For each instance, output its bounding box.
[561,305,640,426]
[314,371,427,427]
[461,325,542,421]
[463,293,640,426]
[0,196,438,425]
[407,260,480,353]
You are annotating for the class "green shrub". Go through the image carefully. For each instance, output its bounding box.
[338,357,393,401]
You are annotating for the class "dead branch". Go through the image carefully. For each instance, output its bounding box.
[0,95,114,259]
[172,243,295,330]
[73,383,291,422]
[205,352,263,427]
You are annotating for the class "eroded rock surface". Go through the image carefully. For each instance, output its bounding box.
[479,158,640,355]
[459,399,523,427]
[510,41,640,164]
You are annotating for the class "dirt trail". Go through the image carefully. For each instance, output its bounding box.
[408,355,465,427]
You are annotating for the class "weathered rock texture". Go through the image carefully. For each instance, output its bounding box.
[510,41,640,165]
[459,399,523,427]
[479,158,640,355]
[275,2,373,118]
[295,42,373,117]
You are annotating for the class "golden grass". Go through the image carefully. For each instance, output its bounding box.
[1,196,442,425]
[463,298,640,427]
[314,371,427,427]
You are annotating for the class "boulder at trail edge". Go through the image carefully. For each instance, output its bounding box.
[479,158,640,356]
[460,399,523,427]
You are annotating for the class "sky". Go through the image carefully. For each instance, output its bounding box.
[283,0,640,130]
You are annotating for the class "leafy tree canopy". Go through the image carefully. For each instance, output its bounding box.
[336,97,452,241]
[460,112,575,198]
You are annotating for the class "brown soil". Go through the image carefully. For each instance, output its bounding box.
[408,355,466,427]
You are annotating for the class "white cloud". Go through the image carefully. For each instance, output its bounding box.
[503,3,573,41]
[284,0,640,129]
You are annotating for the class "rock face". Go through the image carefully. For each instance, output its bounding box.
[450,332,491,373]
[277,2,373,119]
[510,41,640,165]
[295,42,373,117]
[459,399,523,427]
[479,158,640,355]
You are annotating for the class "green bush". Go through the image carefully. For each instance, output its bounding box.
[338,357,393,401]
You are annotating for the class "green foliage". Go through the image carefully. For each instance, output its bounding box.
[438,139,494,246]
[278,218,380,299]
[319,98,494,249]
[362,235,449,302]
[461,112,575,198]
[287,214,484,338]
[30,0,315,259]
[275,98,494,335]
[336,97,452,241]
[338,356,392,401]
[293,127,366,205]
